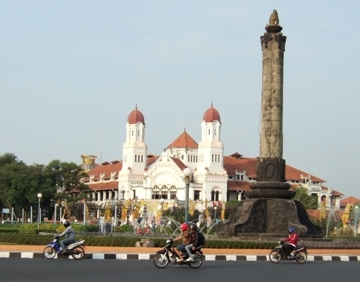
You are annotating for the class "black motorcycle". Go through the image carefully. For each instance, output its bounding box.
[153,238,204,269]
[269,241,307,264]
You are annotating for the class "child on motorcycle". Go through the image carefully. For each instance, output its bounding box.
[58,221,76,254]
[184,222,199,262]
[173,222,191,262]
[283,226,298,259]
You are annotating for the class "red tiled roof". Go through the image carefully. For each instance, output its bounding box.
[340,196,360,206]
[227,181,251,191]
[84,161,122,182]
[286,164,324,182]
[167,130,198,149]
[224,154,326,183]
[145,155,159,170]
[224,156,257,178]
[230,152,243,158]
[88,181,119,191]
[171,157,187,171]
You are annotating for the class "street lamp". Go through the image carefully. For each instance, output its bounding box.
[183,167,193,223]
[355,206,359,237]
[54,203,58,224]
[37,193,42,228]
[214,206,217,219]
[110,199,118,230]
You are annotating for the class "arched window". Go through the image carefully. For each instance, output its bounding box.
[211,190,220,201]
[169,185,176,199]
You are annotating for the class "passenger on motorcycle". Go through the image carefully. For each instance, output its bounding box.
[173,223,191,262]
[283,226,299,259]
[184,222,199,262]
[58,221,76,254]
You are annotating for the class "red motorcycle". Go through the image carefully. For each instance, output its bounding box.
[269,241,308,264]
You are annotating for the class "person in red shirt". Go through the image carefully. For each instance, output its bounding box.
[283,226,299,259]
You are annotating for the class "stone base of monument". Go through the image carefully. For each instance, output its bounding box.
[217,198,322,238]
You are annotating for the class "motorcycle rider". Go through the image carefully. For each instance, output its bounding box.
[58,220,76,254]
[283,226,298,259]
[184,222,199,262]
[173,222,191,262]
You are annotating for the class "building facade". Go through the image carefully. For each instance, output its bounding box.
[82,105,342,216]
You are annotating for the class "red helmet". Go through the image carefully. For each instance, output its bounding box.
[180,223,188,232]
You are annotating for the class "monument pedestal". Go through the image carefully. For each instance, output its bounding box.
[217,198,322,238]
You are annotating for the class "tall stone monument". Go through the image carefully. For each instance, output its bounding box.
[218,10,322,238]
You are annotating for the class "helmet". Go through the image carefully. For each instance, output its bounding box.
[64,221,71,228]
[180,222,188,232]
[288,227,296,234]
[189,222,197,233]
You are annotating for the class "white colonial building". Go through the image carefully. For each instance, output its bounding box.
[81,104,342,214]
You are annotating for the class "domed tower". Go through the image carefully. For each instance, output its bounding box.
[121,105,147,175]
[198,103,224,174]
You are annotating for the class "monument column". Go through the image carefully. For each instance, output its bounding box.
[217,10,322,238]
[246,9,293,199]
[259,18,286,160]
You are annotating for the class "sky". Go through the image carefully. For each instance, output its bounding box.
[1,1,359,198]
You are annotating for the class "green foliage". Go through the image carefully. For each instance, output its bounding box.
[293,187,318,209]
[75,224,99,232]
[332,226,355,237]
[0,232,278,249]
[118,224,134,233]
[0,153,90,221]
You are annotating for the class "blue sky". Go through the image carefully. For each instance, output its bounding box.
[1,1,359,198]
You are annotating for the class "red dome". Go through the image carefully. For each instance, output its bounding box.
[203,103,221,123]
[127,106,145,125]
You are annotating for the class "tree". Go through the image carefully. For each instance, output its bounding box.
[293,187,318,210]
[0,153,90,221]
[44,160,90,203]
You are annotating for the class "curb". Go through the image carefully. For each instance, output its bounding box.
[1,252,360,262]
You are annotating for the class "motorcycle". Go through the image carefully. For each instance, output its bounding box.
[269,241,308,264]
[153,238,204,269]
[43,235,86,260]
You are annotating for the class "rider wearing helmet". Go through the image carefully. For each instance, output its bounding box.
[58,220,76,254]
[283,226,299,259]
[173,222,191,262]
[184,222,199,262]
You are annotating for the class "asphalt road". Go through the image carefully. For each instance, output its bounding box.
[0,258,358,282]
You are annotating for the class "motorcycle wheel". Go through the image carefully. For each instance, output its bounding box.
[295,251,307,264]
[43,246,56,259]
[71,246,85,260]
[269,250,281,263]
[188,253,203,269]
[153,253,169,268]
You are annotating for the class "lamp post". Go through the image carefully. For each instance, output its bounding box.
[214,206,217,219]
[37,193,42,229]
[183,167,193,223]
[109,199,118,231]
[355,206,359,237]
[54,203,58,224]
[83,201,87,226]
[59,201,64,223]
